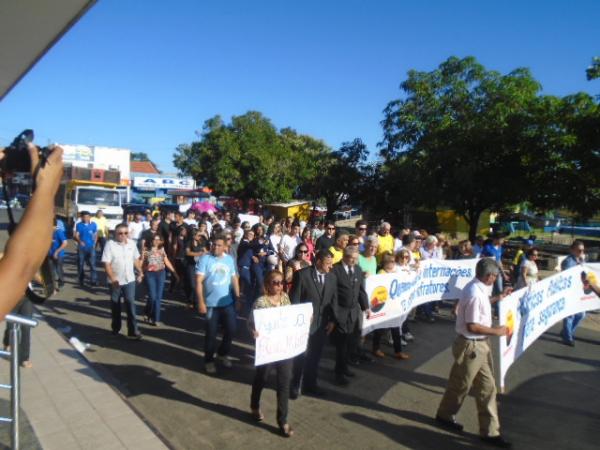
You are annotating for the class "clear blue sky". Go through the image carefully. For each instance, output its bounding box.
[0,0,598,173]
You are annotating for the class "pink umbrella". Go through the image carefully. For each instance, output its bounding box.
[192,201,218,213]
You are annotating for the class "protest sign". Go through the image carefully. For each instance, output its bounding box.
[238,213,260,226]
[498,263,600,389]
[362,259,478,335]
[253,303,313,366]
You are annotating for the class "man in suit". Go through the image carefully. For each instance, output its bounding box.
[331,245,370,386]
[289,250,336,398]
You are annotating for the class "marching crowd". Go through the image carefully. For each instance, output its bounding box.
[45,207,594,447]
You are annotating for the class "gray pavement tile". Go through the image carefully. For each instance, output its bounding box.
[71,421,124,449]
[124,435,168,450]
[37,429,81,450]
[28,413,69,438]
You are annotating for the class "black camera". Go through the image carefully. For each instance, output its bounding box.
[1,129,53,173]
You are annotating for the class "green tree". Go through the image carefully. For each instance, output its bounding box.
[173,112,329,208]
[316,138,369,220]
[380,56,542,240]
[131,152,150,161]
[586,56,600,81]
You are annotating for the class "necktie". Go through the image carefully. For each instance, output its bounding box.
[348,267,354,279]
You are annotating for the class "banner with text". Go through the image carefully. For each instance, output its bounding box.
[498,263,600,388]
[253,303,313,366]
[362,259,478,335]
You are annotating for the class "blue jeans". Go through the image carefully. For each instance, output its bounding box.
[204,303,237,363]
[110,281,138,336]
[77,246,97,284]
[561,312,585,343]
[145,270,166,323]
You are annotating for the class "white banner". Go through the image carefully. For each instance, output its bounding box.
[498,263,600,388]
[253,303,313,366]
[238,213,260,226]
[362,259,479,335]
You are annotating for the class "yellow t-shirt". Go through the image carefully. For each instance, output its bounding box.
[329,246,343,264]
[91,216,109,239]
[376,234,394,262]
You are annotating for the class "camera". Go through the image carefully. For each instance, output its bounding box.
[1,129,53,173]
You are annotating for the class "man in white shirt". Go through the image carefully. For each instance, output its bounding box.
[128,213,145,246]
[279,221,302,263]
[103,223,144,339]
[435,258,512,448]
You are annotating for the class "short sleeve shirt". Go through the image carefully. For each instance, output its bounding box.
[75,221,97,247]
[102,239,140,285]
[128,221,144,241]
[196,254,237,307]
[49,228,67,258]
[455,278,492,338]
[358,255,377,277]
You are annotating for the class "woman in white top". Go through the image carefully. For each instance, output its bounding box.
[516,248,539,289]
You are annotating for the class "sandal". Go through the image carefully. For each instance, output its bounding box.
[250,409,264,422]
[279,423,294,438]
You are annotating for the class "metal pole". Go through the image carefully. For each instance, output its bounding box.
[10,323,20,450]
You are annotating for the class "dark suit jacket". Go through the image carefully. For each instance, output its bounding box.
[290,266,336,335]
[331,262,369,333]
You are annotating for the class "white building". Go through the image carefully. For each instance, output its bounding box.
[59,144,131,184]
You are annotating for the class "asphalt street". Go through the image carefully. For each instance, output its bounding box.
[1,210,599,450]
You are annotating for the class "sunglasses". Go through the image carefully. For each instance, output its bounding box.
[270,280,284,286]
[117,232,128,235]
[358,227,367,231]
[327,227,335,230]
[298,249,308,254]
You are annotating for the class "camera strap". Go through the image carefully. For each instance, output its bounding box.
[1,177,17,235]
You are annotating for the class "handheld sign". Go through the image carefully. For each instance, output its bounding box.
[253,303,313,366]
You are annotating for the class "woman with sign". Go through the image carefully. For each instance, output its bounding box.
[249,270,294,437]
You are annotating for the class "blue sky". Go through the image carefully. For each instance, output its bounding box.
[0,0,598,173]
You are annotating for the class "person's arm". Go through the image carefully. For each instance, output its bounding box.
[232,274,241,311]
[163,254,177,274]
[0,146,63,319]
[104,262,119,288]
[467,322,507,336]
[74,226,83,247]
[54,239,68,259]
[490,286,513,304]
[196,274,206,314]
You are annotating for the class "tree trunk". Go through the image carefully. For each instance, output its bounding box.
[465,209,482,243]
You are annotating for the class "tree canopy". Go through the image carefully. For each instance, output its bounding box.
[378,56,600,239]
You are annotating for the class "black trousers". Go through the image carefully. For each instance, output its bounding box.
[3,298,33,363]
[251,359,292,426]
[291,324,327,390]
[333,328,352,375]
[372,327,403,353]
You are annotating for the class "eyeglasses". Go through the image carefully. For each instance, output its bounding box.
[298,249,308,254]
[327,227,335,230]
[351,241,359,246]
[117,232,128,235]
[270,280,284,286]
[358,227,367,231]
[402,255,410,259]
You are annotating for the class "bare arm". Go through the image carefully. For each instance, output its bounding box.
[467,322,507,337]
[196,274,206,314]
[104,262,119,287]
[163,255,177,274]
[0,146,63,319]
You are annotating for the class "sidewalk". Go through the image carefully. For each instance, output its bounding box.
[14,313,169,450]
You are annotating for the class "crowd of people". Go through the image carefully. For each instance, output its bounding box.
[45,207,594,447]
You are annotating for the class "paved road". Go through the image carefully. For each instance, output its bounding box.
[1,210,599,449]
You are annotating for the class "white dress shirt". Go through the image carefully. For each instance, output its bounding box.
[455,278,493,339]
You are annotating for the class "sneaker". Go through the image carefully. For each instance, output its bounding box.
[404,332,414,341]
[218,355,233,368]
[480,435,512,448]
[400,338,408,346]
[126,332,142,340]
[205,362,217,374]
